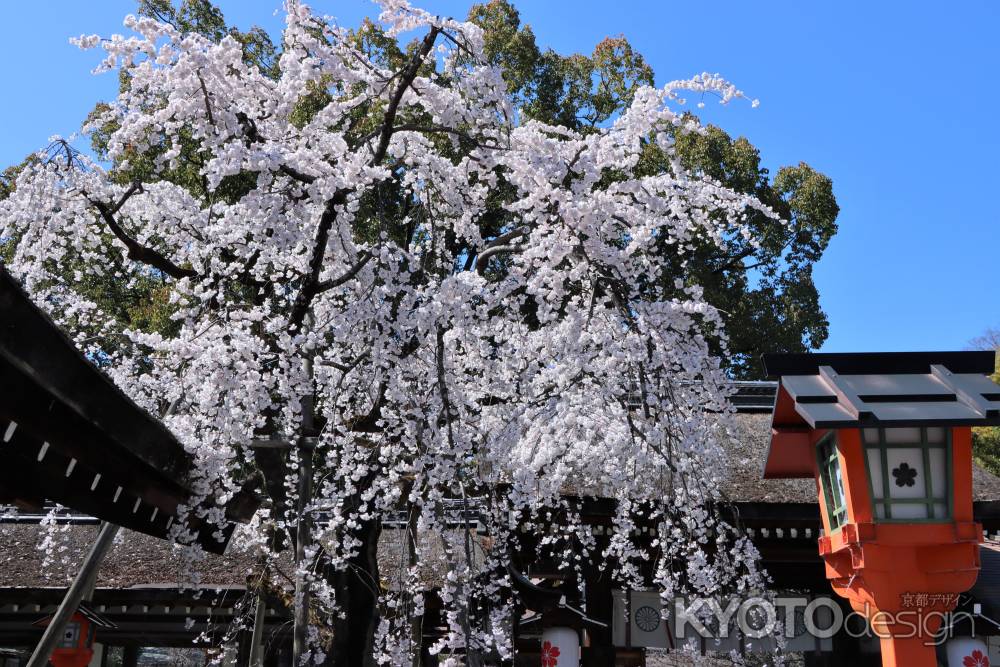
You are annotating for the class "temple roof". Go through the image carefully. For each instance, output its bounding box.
[0,266,257,553]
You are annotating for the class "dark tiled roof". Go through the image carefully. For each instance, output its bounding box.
[0,523,260,589]
[0,266,258,551]
[729,381,777,413]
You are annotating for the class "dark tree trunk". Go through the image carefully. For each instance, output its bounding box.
[121,645,139,667]
[323,518,383,666]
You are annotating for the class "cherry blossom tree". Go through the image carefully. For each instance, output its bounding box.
[1,2,778,664]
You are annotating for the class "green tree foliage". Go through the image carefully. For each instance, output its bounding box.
[467,0,838,377]
[1,158,36,263]
[970,330,1000,475]
[664,128,837,375]
[974,430,1000,478]
[4,0,838,379]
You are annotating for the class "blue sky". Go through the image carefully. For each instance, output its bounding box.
[2,1,998,352]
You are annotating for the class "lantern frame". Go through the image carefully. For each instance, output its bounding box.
[762,351,1000,667]
[815,433,848,531]
[815,426,959,533]
[861,426,953,523]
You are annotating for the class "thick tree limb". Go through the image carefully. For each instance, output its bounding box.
[288,190,348,330]
[472,226,529,273]
[287,28,441,331]
[485,226,528,247]
[87,188,198,280]
[279,164,317,185]
[370,27,440,167]
[474,244,522,273]
[315,250,373,293]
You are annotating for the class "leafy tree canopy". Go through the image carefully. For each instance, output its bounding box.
[3,0,839,379]
[969,329,1000,476]
[467,0,838,377]
[0,1,790,663]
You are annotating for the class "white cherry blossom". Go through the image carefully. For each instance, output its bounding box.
[1,2,781,664]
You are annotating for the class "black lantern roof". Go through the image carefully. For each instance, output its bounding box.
[763,351,1000,429]
[0,266,258,553]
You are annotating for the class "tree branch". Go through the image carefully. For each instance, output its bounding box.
[279,164,317,185]
[474,244,522,274]
[486,226,529,248]
[360,123,504,152]
[197,71,215,126]
[288,190,348,330]
[287,27,441,331]
[315,250,373,293]
[370,27,440,166]
[86,188,198,280]
[471,227,529,273]
[711,247,755,275]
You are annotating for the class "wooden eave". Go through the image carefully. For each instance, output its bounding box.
[0,267,257,552]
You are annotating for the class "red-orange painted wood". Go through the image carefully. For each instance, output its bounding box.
[878,634,938,667]
[812,427,982,667]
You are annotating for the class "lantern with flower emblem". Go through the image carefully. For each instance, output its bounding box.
[946,637,991,667]
[32,604,115,667]
[540,627,578,667]
[763,352,1000,667]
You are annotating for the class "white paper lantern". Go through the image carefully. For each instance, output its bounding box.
[540,626,579,667]
[946,637,990,667]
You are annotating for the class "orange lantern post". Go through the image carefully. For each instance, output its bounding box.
[33,604,116,667]
[762,352,1000,667]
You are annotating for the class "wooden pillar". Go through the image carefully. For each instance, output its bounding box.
[236,626,254,666]
[248,593,267,666]
[582,564,615,667]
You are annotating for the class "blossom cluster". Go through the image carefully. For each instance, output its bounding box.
[1,1,780,664]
